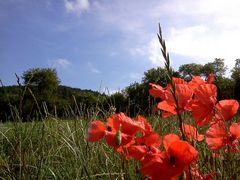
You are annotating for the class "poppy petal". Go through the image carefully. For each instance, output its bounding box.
[206,73,214,84]
[149,83,166,100]
[167,140,198,167]
[127,145,148,160]
[206,121,227,150]
[230,122,240,139]
[191,84,217,126]
[182,124,204,142]
[188,76,205,90]
[137,132,162,148]
[87,120,106,142]
[215,100,239,121]
[163,134,180,151]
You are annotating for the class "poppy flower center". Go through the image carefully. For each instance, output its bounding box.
[107,126,112,132]
[169,155,176,167]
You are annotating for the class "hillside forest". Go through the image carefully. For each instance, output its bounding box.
[0,58,240,122]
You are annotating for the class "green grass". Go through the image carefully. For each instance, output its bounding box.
[0,115,240,179]
[0,118,141,179]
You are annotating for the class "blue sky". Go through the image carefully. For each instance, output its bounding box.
[0,0,239,93]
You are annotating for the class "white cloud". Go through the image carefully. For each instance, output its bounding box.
[68,0,240,71]
[148,38,165,67]
[49,58,72,69]
[65,0,89,14]
[159,0,240,69]
[87,62,100,74]
[128,48,145,57]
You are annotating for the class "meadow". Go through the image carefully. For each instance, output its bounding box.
[0,117,131,179]
[0,113,240,179]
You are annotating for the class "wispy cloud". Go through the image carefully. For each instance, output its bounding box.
[64,0,89,14]
[87,62,100,74]
[128,48,145,57]
[162,0,240,69]
[148,38,164,67]
[89,0,240,70]
[49,58,72,69]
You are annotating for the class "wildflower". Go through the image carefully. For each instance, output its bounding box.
[205,120,227,150]
[206,120,240,151]
[157,84,193,117]
[149,83,166,100]
[87,120,106,142]
[188,73,214,90]
[141,134,198,180]
[126,115,161,160]
[87,113,143,149]
[182,124,204,142]
[190,84,217,126]
[215,99,239,121]
[186,165,217,180]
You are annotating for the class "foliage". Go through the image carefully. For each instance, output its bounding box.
[23,68,60,98]
[178,63,203,80]
[202,58,227,78]
[231,59,240,101]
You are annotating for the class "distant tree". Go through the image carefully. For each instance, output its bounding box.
[231,59,240,100]
[124,82,150,116]
[142,67,179,87]
[178,63,203,80]
[202,63,215,77]
[215,77,234,100]
[23,68,60,100]
[109,92,128,113]
[202,58,227,78]
[231,59,240,80]
[21,68,60,119]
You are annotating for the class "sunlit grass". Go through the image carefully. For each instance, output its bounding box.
[0,114,240,179]
[0,118,141,179]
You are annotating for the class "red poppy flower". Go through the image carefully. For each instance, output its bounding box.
[141,134,198,180]
[87,113,145,151]
[149,83,166,100]
[163,134,180,151]
[166,139,198,167]
[186,165,217,180]
[188,74,214,90]
[137,115,153,135]
[172,77,186,84]
[157,84,193,117]
[230,122,240,138]
[104,130,134,148]
[215,99,239,121]
[190,84,217,126]
[206,120,227,150]
[136,132,162,148]
[206,73,214,84]
[141,152,181,180]
[107,112,143,136]
[87,120,106,142]
[188,76,205,90]
[182,124,204,142]
[127,144,161,161]
[206,121,240,151]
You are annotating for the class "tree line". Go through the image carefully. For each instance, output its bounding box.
[0,58,239,121]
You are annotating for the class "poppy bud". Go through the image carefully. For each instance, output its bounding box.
[115,124,122,146]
